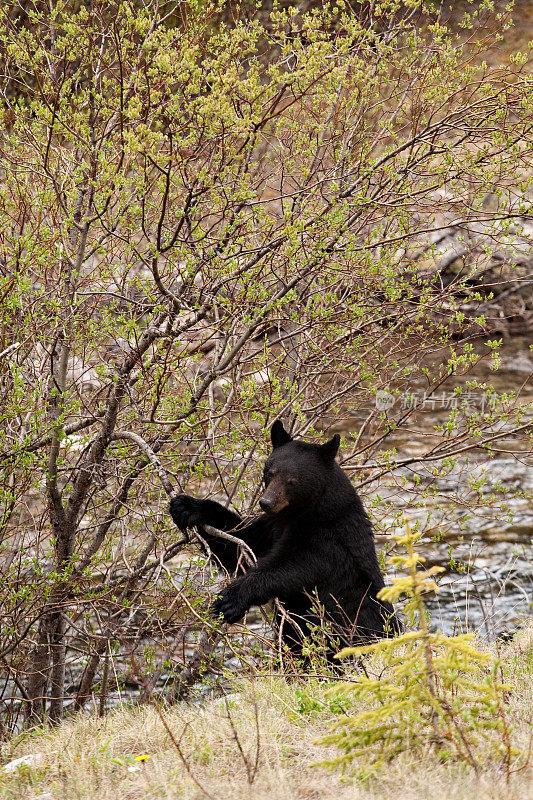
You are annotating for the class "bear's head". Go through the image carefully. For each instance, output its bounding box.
[259,420,340,515]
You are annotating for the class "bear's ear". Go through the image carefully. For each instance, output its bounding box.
[319,433,340,461]
[271,419,293,449]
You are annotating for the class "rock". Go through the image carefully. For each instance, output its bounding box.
[408,198,533,333]
[3,753,45,772]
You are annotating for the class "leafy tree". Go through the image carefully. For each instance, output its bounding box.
[0,0,530,725]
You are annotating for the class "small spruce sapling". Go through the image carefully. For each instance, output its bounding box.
[322,526,518,779]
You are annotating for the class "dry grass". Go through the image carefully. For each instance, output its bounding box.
[0,625,531,800]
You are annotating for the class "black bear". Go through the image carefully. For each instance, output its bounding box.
[170,420,400,661]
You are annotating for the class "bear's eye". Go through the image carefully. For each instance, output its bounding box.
[286,477,296,486]
[265,467,277,482]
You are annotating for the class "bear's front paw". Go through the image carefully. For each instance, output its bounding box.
[212,584,248,625]
[169,494,203,530]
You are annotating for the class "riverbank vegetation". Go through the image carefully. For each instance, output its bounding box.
[0,1,531,782]
[0,622,531,799]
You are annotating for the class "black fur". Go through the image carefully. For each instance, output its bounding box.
[170,422,400,661]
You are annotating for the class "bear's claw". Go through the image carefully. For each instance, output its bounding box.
[212,588,247,624]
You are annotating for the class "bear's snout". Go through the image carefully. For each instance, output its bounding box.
[259,483,289,514]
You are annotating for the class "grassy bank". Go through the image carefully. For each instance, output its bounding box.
[1,625,531,800]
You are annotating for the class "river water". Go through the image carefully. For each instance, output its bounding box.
[335,335,533,638]
[361,0,533,637]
